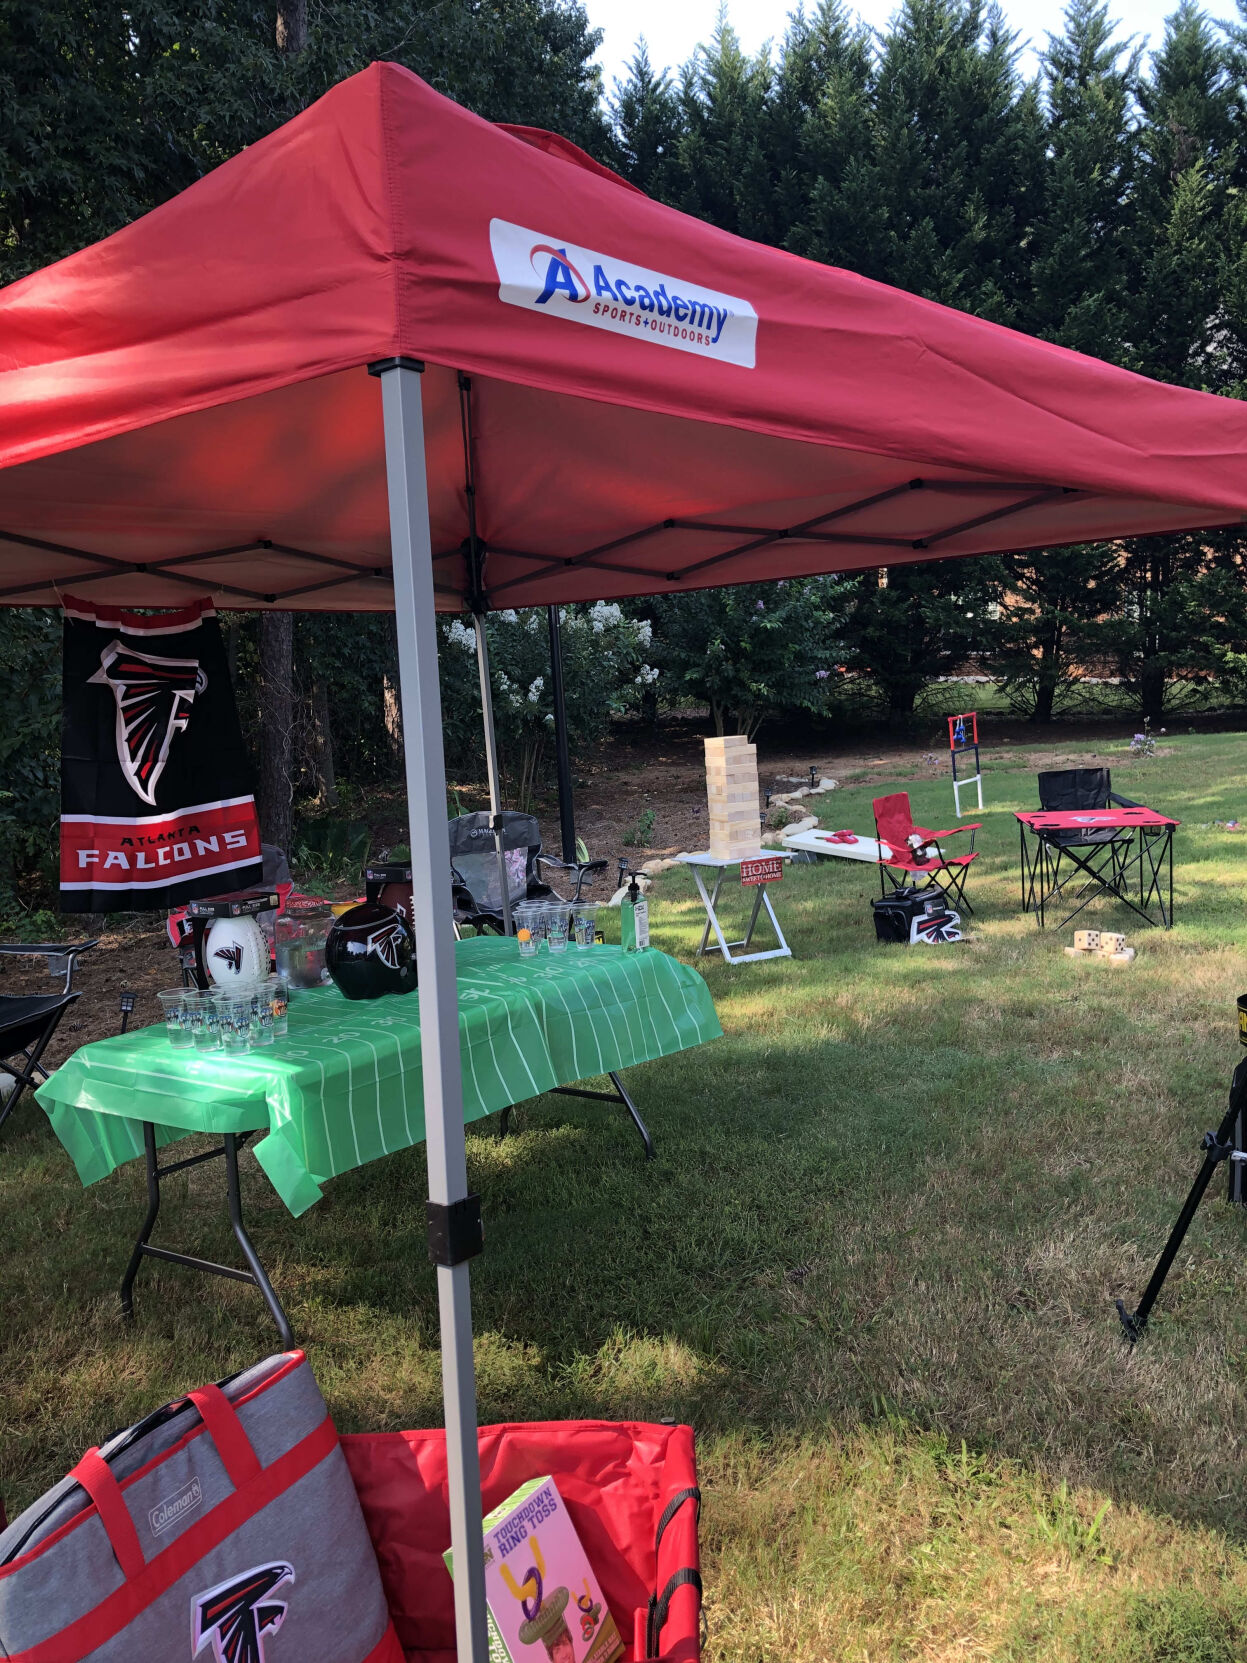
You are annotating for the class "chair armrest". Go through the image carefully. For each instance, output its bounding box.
[1108,792,1142,810]
[0,939,99,993]
[0,940,99,958]
[536,854,609,902]
[920,823,980,840]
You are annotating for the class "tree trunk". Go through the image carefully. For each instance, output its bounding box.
[312,678,338,808]
[1032,622,1063,725]
[1139,657,1166,726]
[276,0,307,53]
[258,610,295,852]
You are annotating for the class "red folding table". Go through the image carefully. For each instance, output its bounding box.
[1015,805,1178,929]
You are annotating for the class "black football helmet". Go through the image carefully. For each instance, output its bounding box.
[325,902,417,999]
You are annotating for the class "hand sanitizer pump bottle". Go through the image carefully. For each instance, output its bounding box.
[620,868,650,952]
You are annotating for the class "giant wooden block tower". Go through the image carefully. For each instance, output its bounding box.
[704,735,761,861]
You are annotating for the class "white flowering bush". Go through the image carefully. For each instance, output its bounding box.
[438,604,655,806]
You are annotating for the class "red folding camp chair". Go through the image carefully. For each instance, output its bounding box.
[873,791,980,915]
[344,1419,702,1663]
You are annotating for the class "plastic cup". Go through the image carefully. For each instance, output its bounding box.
[513,901,543,956]
[215,990,252,1056]
[545,906,570,954]
[249,985,276,1047]
[187,990,222,1051]
[158,988,194,1049]
[571,904,599,949]
[267,975,289,1038]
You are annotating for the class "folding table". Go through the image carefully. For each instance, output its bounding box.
[674,851,793,965]
[1015,805,1178,929]
[35,935,722,1340]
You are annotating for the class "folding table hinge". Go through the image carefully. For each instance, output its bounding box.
[426,1194,484,1266]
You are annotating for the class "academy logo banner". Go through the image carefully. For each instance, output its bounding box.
[60,595,263,910]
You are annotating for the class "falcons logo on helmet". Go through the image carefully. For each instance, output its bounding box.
[88,639,207,807]
[192,1562,294,1663]
[365,921,407,969]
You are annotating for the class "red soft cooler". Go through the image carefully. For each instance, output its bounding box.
[343,1420,702,1663]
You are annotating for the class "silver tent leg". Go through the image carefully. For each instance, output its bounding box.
[378,359,488,1663]
[473,613,512,937]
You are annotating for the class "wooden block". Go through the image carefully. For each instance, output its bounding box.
[1073,929,1101,951]
[1064,946,1089,959]
[705,734,750,752]
[707,767,758,786]
[1109,949,1136,965]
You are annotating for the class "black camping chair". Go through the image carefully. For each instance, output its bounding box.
[0,939,98,1136]
[448,811,606,935]
[1033,767,1140,904]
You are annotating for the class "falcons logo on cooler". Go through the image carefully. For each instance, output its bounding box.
[366,921,407,969]
[89,640,207,807]
[192,1561,294,1663]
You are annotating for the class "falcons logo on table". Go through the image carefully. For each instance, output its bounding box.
[192,1561,294,1663]
[88,639,207,807]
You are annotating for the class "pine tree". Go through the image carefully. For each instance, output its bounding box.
[998,2,1138,723]
[610,41,682,197]
[1116,4,1244,722]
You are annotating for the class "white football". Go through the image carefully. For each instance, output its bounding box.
[205,915,269,987]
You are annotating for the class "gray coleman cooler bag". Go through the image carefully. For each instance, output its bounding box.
[0,1350,403,1663]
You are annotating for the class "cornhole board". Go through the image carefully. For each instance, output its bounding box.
[782,828,893,864]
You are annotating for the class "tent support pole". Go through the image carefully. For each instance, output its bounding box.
[473,612,513,936]
[377,358,488,1663]
[547,603,576,863]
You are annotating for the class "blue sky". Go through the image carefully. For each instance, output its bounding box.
[582,1,1206,91]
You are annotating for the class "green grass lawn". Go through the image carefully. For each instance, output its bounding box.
[6,730,1247,1658]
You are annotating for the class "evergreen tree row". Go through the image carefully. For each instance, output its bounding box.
[611,0,1247,722]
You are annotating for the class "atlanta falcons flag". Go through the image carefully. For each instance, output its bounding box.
[60,595,263,911]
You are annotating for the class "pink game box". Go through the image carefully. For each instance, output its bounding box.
[446,1474,624,1663]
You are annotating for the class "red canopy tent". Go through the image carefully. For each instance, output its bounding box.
[4,60,1247,1663]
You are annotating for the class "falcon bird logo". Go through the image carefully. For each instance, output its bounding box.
[212,943,245,975]
[365,921,407,970]
[89,640,207,807]
[192,1561,294,1663]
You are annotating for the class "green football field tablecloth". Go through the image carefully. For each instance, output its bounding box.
[36,936,722,1215]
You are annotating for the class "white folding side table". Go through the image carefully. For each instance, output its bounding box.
[674,850,793,965]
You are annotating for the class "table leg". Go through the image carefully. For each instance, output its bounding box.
[692,866,733,961]
[119,1122,162,1322]
[226,1134,295,1348]
[118,1124,293,1346]
[552,1071,655,1160]
[740,882,767,951]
